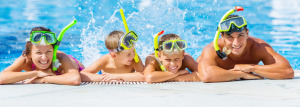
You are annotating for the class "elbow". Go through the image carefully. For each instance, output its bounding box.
[283,69,294,79]
[201,73,214,83]
[145,74,154,84]
[68,76,81,86]
[0,79,4,85]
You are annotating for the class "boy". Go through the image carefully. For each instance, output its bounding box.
[144,33,200,83]
[80,30,144,82]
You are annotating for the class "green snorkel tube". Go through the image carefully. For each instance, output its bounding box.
[154,30,166,71]
[52,20,77,71]
[214,6,244,60]
[120,9,139,63]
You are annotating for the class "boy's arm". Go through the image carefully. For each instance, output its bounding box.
[80,55,108,82]
[168,53,200,82]
[232,42,294,79]
[168,71,200,82]
[198,46,262,83]
[143,56,188,83]
[132,56,145,73]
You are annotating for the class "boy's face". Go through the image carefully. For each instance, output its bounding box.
[30,45,53,70]
[158,51,184,73]
[115,46,135,66]
[221,29,249,55]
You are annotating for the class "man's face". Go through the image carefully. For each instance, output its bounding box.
[221,29,249,55]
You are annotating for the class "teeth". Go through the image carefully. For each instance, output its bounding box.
[40,61,48,64]
[169,66,177,70]
[232,45,242,49]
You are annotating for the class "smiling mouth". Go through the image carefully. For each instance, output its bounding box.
[168,66,178,70]
[232,45,242,50]
[39,61,49,65]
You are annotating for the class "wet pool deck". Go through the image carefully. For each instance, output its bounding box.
[0,71,299,107]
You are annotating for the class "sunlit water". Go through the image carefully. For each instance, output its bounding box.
[0,0,299,71]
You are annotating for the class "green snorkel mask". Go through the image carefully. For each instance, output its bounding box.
[214,6,245,60]
[154,30,166,71]
[52,20,77,71]
[119,9,139,63]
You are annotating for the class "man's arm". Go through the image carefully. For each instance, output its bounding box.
[198,45,261,83]
[234,42,294,79]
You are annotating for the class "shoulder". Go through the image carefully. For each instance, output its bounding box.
[249,37,273,56]
[145,53,156,64]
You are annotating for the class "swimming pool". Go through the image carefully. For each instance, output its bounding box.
[0,0,299,71]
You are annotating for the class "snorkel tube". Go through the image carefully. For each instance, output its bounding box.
[214,6,244,60]
[52,20,77,71]
[154,30,166,71]
[120,8,139,63]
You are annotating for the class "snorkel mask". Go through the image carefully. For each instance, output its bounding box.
[214,6,246,60]
[119,9,139,63]
[109,31,139,52]
[29,31,57,46]
[28,20,77,71]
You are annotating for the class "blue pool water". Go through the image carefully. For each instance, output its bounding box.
[0,0,300,71]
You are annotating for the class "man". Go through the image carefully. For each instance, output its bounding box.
[197,15,294,82]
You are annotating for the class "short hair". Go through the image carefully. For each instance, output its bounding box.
[105,30,124,50]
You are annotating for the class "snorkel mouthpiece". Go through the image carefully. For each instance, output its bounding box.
[213,6,244,60]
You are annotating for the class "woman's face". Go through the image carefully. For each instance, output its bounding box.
[30,45,53,70]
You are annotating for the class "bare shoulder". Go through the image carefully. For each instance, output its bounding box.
[249,37,273,55]
[3,55,28,72]
[145,53,156,65]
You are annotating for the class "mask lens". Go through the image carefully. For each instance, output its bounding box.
[176,41,187,50]
[163,42,173,51]
[45,33,56,44]
[32,33,42,42]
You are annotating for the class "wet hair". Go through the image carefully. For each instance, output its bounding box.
[220,15,248,35]
[105,30,124,50]
[22,27,53,57]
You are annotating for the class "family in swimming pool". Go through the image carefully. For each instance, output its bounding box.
[0,6,294,85]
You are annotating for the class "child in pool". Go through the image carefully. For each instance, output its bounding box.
[0,27,84,85]
[144,33,200,83]
[80,30,144,82]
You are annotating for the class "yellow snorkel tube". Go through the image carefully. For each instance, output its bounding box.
[214,6,244,60]
[154,30,166,71]
[120,9,139,63]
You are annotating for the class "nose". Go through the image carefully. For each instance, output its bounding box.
[232,37,240,47]
[41,54,48,60]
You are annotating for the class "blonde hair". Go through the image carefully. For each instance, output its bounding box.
[105,30,124,50]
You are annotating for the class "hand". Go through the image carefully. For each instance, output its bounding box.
[241,72,264,80]
[177,70,190,75]
[35,69,54,77]
[24,77,45,84]
[101,73,123,82]
[231,64,254,73]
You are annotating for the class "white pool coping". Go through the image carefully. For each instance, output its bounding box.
[0,70,299,107]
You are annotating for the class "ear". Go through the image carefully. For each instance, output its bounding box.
[109,52,116,58]
[246,29,249,38]
[158,51,162,60]
[220,33,226,43]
